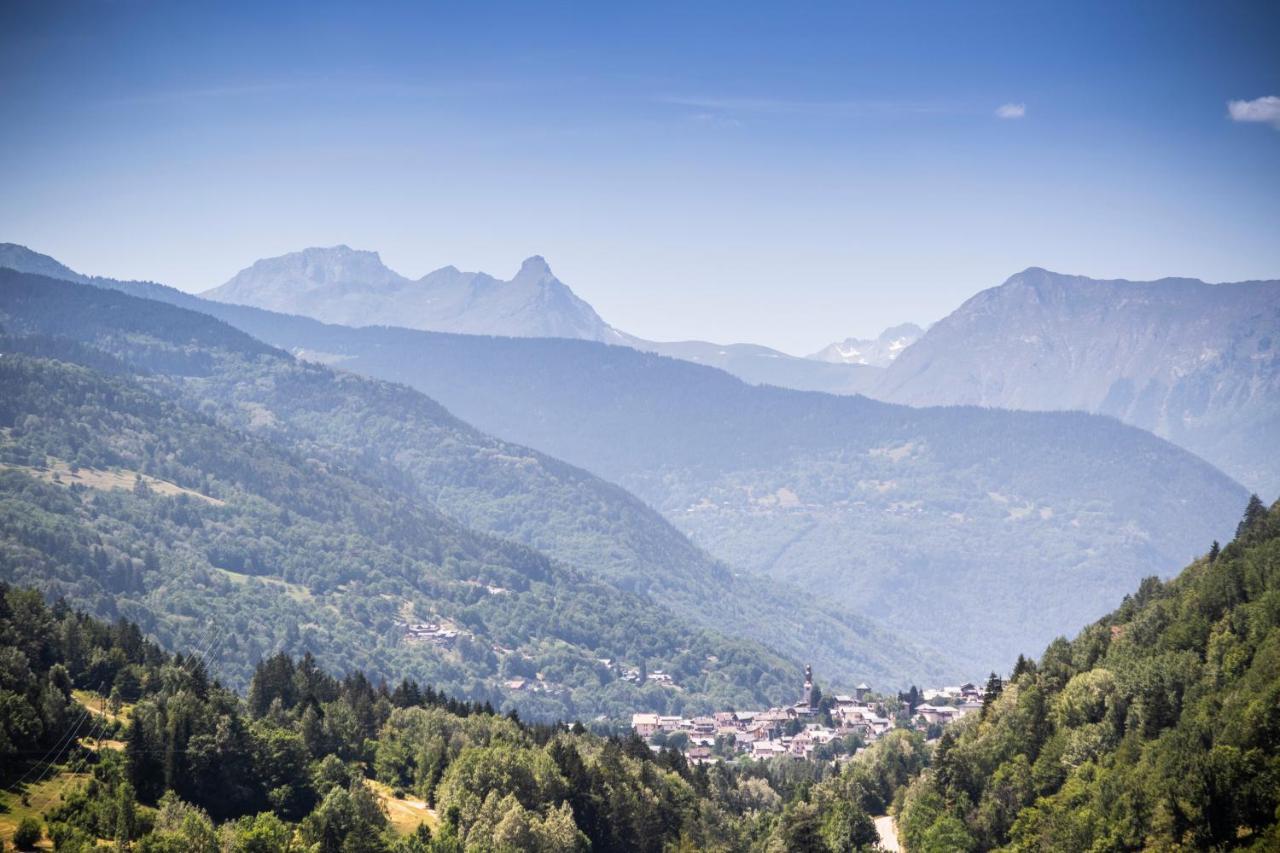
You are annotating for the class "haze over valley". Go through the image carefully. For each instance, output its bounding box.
[3,3,1278,850]
[1,243,1269,676]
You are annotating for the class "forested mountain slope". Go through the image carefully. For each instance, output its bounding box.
[0,347,818,720]
[0,585,920,852]
[898,497,1280,852]
[0,250,1254,674]
[57,281,1250,675]
[0,268,944,692]
[874,268,1280,498]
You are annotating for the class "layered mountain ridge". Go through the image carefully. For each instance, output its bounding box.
[191,243,880,394]
[0,246,1251,674]
[0,265,945,700]
[191,246,1280,497]
[204,245,616,342]
[874,267,1280,495]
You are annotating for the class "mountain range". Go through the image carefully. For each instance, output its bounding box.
[188,245,1280,498]
[205,246,616,342]
[195,244,883,396]
[873,267,1280,497]
[0,265,944,713]
[0,245,1253,675]
[192,315,1243,672]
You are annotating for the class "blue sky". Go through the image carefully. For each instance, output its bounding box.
[2,1,1278,353]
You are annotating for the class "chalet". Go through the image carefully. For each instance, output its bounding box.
[789,732,815,757]
[915,704,962,725]
[689,716,716,737]
[631,713,660,737]
[686,745,715,765]
[751,740,787,759]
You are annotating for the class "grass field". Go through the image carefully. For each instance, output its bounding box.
[0,458,224,506]
[71,689,133,725]
[366,779,438,836]
[0,770,89,850]
[212,567,315,604]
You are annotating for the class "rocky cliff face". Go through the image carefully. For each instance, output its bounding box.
[203,247,616,341]
[874,267,1280,496]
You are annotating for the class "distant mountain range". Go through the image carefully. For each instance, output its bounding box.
[874,267,1280,497]
[204,246,617,342]
[193,244,882,395]
[0,260,945,700]
[190,246,1280,498]
[808,323,924,367]
[197,314,1241,673]
[0,244,1251,675]
[0,269,950,720]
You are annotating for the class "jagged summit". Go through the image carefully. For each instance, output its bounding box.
[808,322,924,367]
[515,255,553,279]
[200,246,615,341]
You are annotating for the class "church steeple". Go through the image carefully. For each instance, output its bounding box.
[803,664,815,713]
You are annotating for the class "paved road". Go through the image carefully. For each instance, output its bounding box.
[874,815,900,851]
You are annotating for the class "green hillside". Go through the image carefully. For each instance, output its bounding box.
[19,255,1245,675]
[896,496,1280,851]
[0,584,913,852]
[0,266,946,687]
[0,350,808,720]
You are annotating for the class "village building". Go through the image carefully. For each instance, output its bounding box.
[631,713,659,737]
[627,664,979,765]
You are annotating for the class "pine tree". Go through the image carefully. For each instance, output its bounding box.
[1236,494,1267,541]
[981,672,1003,718]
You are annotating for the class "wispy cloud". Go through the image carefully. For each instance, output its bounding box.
[1227,95,1280,129]
[656,94,962,119]
[689,111,744,128]
[99,75,519,108]
[995,102,1026,119]
[100,81,306,107]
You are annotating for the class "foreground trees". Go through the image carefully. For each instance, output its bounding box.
[0,584,893,852]
[898,497,1280,851]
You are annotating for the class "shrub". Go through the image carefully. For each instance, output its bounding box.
[13,817,42,850]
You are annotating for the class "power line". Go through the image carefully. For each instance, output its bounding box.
[25,621,226,815]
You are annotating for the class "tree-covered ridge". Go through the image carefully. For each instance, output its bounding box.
[897,497,1280,851]
[0,352,804,720]
[79,270,1248,674]
[0,267,945,686]
[1,584,910,852]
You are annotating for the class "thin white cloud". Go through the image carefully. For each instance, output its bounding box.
[995,103,1026,119]
[656,95,962,118]
[1227,95,1280,129]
